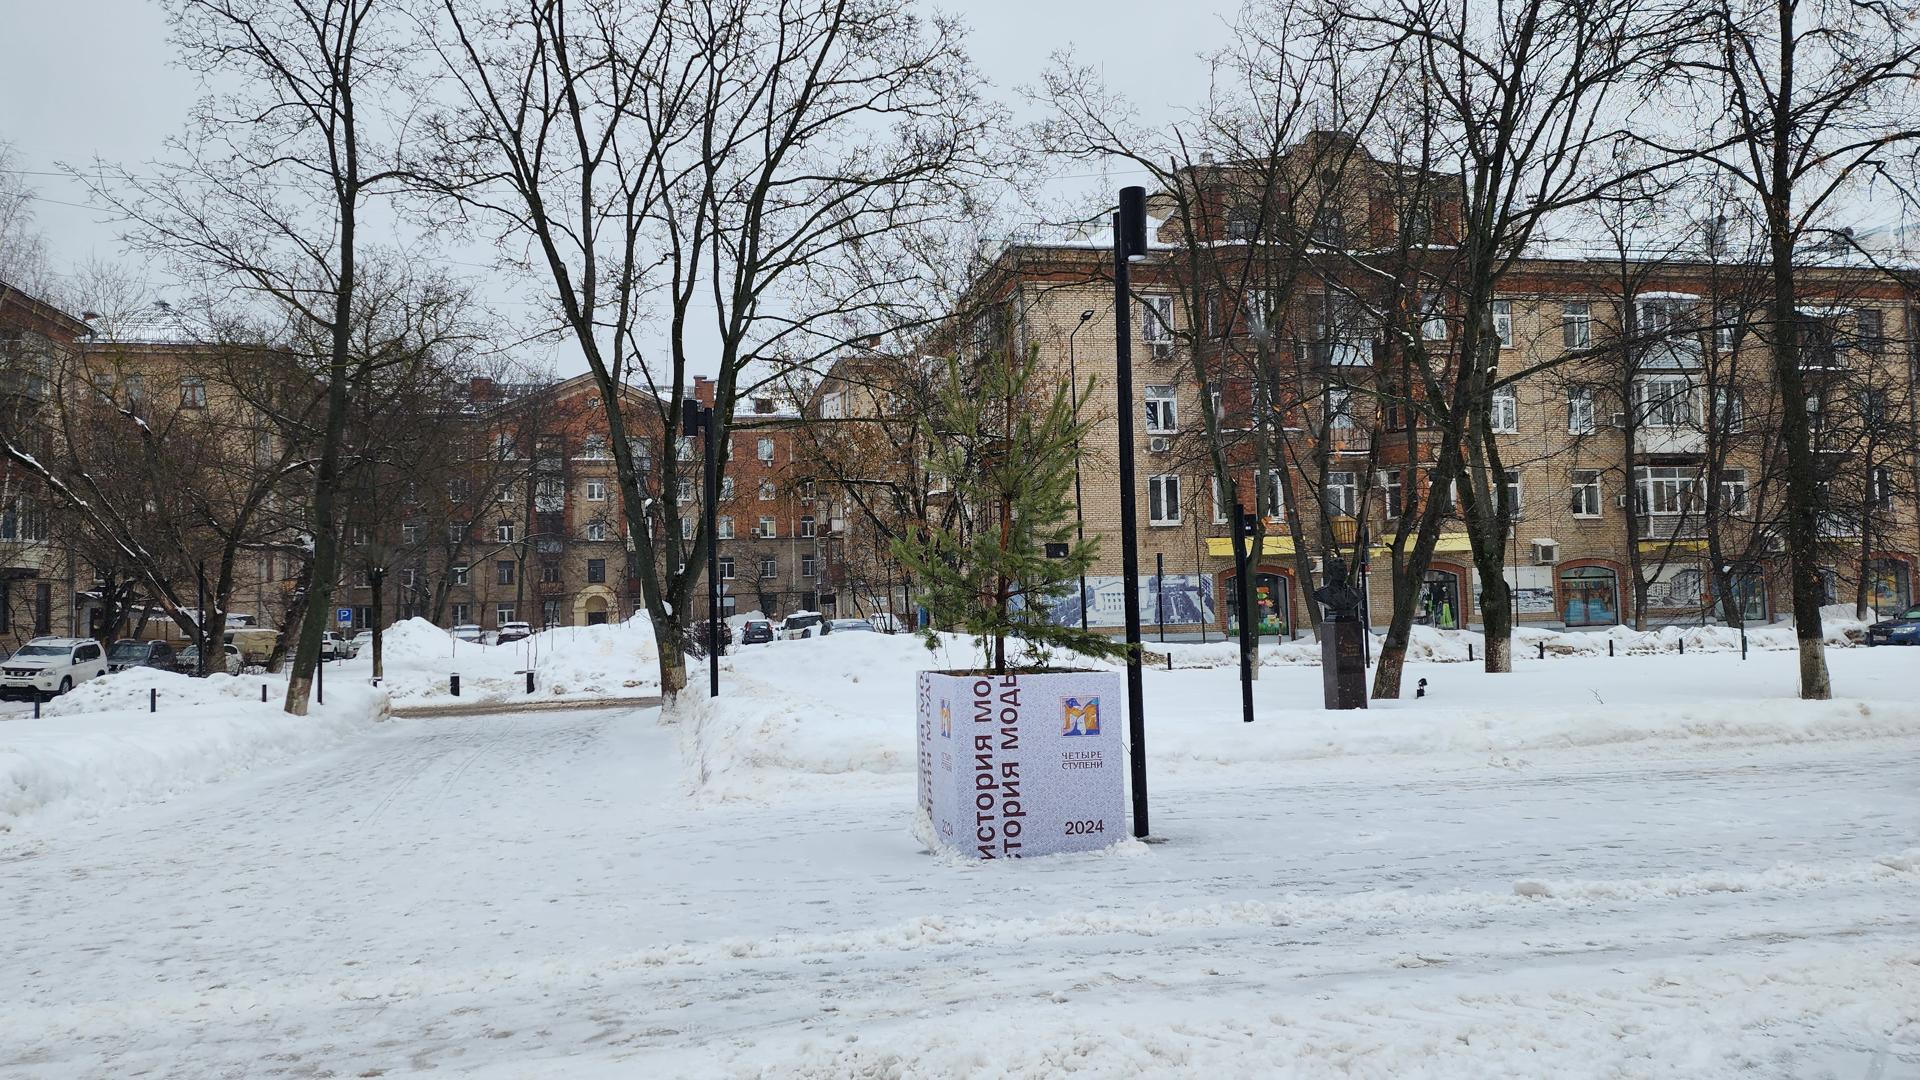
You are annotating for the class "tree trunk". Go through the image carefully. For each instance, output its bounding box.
[1372,453,1460,700]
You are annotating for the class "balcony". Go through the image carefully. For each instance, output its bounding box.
[1635,426,1705,456]
[1300,340,1374,368]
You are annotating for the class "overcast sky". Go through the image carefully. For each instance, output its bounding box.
[0,0,1236,375]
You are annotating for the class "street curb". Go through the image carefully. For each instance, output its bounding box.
[390,696,663,718]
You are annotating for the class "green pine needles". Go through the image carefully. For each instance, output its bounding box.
[893,347,1126,674]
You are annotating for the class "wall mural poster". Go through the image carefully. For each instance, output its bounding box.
[1043,574,1216,629]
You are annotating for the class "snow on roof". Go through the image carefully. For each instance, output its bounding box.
[87,302,211,345]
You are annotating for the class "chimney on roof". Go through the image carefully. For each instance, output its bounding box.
[469,376,496,402]
[693,375,715,406]
[754,397,775,414]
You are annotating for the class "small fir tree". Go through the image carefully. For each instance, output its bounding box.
[893,348,1125,673]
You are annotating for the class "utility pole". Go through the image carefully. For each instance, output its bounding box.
[682,398,722,697]
[1115,185,1150,838]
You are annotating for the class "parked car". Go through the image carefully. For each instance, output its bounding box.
[1865,605,1920,645]
[779,611,826,640]
[497,621,533,644]
[828,618,876,634]
[320,632,357,660]
[866,613,906,634]
[351,629,375,653]
[179,642,244,675]
[226,628,280,665]
[1,637,109,698]
[739,619,775,645]
[451,624,485,643]
[107,638,182,674]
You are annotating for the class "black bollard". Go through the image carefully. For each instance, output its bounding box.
[1416,677,1428,699]
[451,672,461,697]
[1679,635,1685,656]
[261,683,268,702]
[1468,642,1474,662]
[1538,640,1545,660]
[149,687,157,713]
[33,691,41,719]
[1609,639,1614,657]
[525,669,534,694]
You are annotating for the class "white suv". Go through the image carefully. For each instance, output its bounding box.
[2,637,109,698]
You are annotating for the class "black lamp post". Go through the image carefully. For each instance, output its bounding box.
[1114,185,1150,839]
[681,398,721,697]
[1067,307,1096,631]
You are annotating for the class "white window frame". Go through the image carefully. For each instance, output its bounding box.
[758,437,775,462]
[451,566,469,586]
[1490,385,1517,433]
[1570,469,1603,518]
[585,520,607,542]
[1635,375,1695,428]
[585,479,607,502]
[1326,387,1356,431]
[1720,468,1750,514]
[758,479,777,501]
[759,556,778,579]
[1141,295,1175,345]
[716,556,735,580]
[1147,475,1182,525]
[1502,469,1523,519]
[799,515,816,538]
[1144,385,1179,434]
[1210,477,1228,524]
[1567,386,1596,435]
[1636,465,1697,516]
[758,516,777,538]
[1562,301,1591,349]
[717,515,734,540]
[1325,471,1358,516]
[1491,299,1514,348]
[496,521,516,543]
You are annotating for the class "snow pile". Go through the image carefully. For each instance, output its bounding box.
[338,616,660,706]
[2,668,387,833]
[687,633,1920,800]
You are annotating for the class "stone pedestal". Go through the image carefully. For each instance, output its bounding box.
[1320,619,1369,710]
[916,669,1127,859]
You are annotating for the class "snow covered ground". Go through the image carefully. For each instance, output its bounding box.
[0,667,387,834]
[2,639,1916,1077]
[332,615,661,707]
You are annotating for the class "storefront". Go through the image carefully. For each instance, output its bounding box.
[1559,563,1621,627]
[1868,556,1913,612]
[1417,566,1466,629]
[1222,566,1293,637]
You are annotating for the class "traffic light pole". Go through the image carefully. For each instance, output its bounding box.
[1115,186,1150,839]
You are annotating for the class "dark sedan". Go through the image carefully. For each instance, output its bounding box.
[1865,605,1920,646]
[107,638,183,674]
[739,619,775,645]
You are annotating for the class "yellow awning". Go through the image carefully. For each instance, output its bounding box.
[1206,532,1474,558]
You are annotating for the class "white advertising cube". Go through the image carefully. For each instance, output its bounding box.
[917,669,1127,859]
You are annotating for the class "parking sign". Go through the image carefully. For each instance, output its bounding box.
[337,607,353,626]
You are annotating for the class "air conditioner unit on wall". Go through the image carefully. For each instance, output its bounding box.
[1148,436,1172,453]
[1530,539,1558,566]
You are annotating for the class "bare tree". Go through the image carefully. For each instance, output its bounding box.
[424,0,998,705]
[1650,0,1920,697]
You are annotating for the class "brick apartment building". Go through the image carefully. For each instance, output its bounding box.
[878,137,1920,638]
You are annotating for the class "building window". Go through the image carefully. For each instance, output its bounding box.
[496,432,516,458]
[681,518,694,540]
[452,566,468,586]
[1384,470,1405,519]
[801,554,817,578]
[496,604,515,625]
[1570,470,1603,517]
[1418,291,1447,340]
[581,434,608,458]
[1854,307,1885,352]
[124,374,147,412]
[1637,297,1701,367]
[1147,475,1181,525]
[717,515,734,539]
[720,477,734,500]
[1325,471,1358,516]
[1870,464,1895,510]
[798,515,815,538]
[1562,301,1591,348]
[1491,300,1513,347]
[496,560,515,586]
[717,556,735,579]
[1567,386,1596,435]
[677,478,694,503]
[401,523,420,545]
[400,567,418,588]
[1636,465,1697,516]
[1326,387,1355,431]
[757,437,775,462]
[451,603,469,624]
[677,435,695,461]
[1502,469,1523,518]
[759,479,776,501]
[585,480,607,501]
[1560,565,1619,627]
[1260,469,1285,520]
[1310,207,1344,246]
[585,520,606,541]
[1144,385,1179,434]
[1635,375,1694,427]
[1209,477,1229,523]
[629,438,652,473]
[180,375,207,408]
[587,558,606,584]
[541,560,561,584]
[496,521,515,543]
[449,477,469,501]
[1711,388,1745,434]
[1490,385,1517,433]
[760,556,778,579]
[758,516,776,538]
[1721,469,1750,514]
[1141,295,1175,346]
